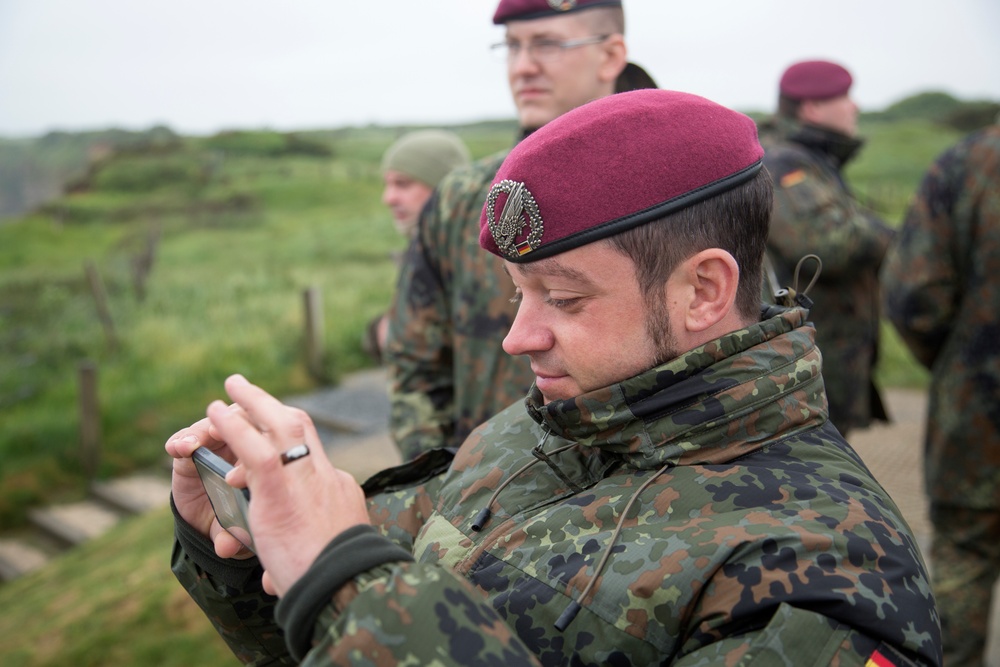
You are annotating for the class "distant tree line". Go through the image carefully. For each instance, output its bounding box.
[865,91,1000,131]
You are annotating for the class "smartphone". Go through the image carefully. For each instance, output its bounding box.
[192,447,255,553]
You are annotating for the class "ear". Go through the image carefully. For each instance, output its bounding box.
[597,34,628,84]
[670,249,740,334]
[798,99,822,126]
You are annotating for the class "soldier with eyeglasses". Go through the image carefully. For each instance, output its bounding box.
[383,0,656,461]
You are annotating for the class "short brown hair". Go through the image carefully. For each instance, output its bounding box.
[777,94,802,120]
[608,168,773,322]
[577,6,625,34]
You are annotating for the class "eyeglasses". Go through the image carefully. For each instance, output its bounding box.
[490,34,610,63]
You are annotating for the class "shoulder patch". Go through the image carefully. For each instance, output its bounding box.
[865,649,897,667]
[780,169,807,188]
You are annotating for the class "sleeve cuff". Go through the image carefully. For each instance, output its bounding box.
[275,524,415,661]
[170,494,264,589]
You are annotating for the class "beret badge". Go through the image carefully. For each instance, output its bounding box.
[547,0,577,10]
[486,180,544,259]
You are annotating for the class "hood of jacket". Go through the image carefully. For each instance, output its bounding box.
[524,307,827,470]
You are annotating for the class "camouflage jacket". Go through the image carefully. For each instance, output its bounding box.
[881,124,1000,509]
[759,116,895,433]
[173,307,940,666]
[384,149,534,460]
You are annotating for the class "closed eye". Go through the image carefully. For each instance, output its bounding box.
[544,295,580,309]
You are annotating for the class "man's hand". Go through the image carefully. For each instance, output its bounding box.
[165,414,250,559]
[207,374,371,597]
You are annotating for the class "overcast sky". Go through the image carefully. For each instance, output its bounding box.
[1,0,998,137]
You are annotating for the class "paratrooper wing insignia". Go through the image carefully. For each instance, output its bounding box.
[486,180,544,260]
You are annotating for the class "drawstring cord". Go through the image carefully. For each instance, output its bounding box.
[772,253,822,309]
[471,430,578,532]
[554,460,675,632]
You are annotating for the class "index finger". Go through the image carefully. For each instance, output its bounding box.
[226,374,309,445]
[205,403,277,473]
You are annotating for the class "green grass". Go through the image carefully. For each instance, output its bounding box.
[0,127,514,529]
[0,508,239,667]
[847,118,964,223]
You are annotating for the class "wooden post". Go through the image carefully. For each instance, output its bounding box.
[303,286,327,381]
[85,261,119,351]
[78,361,101,480]
[131,223,161,302]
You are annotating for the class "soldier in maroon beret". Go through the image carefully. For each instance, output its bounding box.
[779,60,854,112]
[169,89,940,666]
[758,59,895,437]
[384,0,658,461]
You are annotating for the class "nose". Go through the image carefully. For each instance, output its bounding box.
[502,297,554,357]
[508,45,540,77]
[381,185,396,207]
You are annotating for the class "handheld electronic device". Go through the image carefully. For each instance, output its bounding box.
[191,447,255,553]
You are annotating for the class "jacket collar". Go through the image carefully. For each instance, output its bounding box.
[763,115,864,168]
[524,308,826,469]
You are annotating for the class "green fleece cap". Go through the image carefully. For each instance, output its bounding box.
[380,130,471,188]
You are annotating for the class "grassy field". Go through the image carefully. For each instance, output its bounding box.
[0,507,242,667]
[0,113,968,664]
[0,125,515,529]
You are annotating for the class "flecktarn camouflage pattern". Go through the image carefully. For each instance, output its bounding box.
[760,116,894,434]
[174,307,941,665]
[384,149,535,460]
[881,123,1000,511]
[881,124,1000,666]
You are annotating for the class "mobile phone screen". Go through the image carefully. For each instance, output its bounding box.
[192,447,255,553]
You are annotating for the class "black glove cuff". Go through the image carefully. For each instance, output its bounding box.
[170,494,263,589]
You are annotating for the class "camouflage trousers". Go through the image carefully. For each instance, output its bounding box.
[930,504,1000,667]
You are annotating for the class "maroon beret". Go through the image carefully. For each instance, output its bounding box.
[479,89,764,262]
[779,60,853,100]
[493,0,621,25]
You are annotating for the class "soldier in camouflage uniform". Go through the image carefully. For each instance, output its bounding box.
[759,60,894,436]
[385,0,653,459]
[881,123,1000,667]
[168,90,940,666]
[363,130,471,363]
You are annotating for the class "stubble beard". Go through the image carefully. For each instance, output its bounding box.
[645,299,680,368]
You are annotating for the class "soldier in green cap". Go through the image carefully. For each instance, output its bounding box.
[167,89,940,666]
[363,130,471,363]
[380,130,470,239]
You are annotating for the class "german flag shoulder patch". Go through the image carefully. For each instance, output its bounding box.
[865,649,897,667]
[780,169,807,188]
